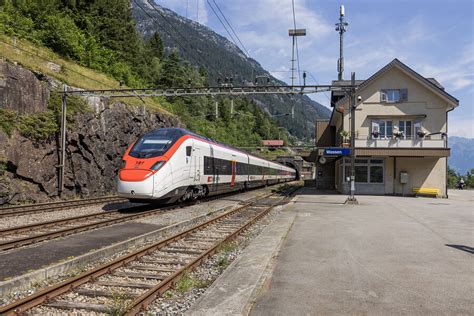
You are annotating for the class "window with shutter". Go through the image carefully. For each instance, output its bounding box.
[400,89,408,102]
[414,120,424,138]
[380,90,387,102]
[371,120,380,139]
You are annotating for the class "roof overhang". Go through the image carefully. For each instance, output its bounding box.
[335,59,459,109]
[355,147,450,157]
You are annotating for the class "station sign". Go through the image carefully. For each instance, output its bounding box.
[324,147,351,156]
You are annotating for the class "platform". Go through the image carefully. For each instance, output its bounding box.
[189,188,474,315]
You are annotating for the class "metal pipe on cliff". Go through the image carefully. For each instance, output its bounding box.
[59,85,67,197]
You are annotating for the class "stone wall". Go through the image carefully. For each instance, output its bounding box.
[0,60,50,114]
[0,61,182,204]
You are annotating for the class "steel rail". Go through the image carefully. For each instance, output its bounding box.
[0,210,120,236]
[0,186,286,251]
[0,202,176,251]
[127,187,298,315]
[0,189,290,315]
[0,196,125,218]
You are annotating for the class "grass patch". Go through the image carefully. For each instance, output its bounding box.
[107,292,134,316]
[219,241,237,254]
[175,272,194,293]
[216,242,238,269]
[0,34,169,115]
[175,272,211,293]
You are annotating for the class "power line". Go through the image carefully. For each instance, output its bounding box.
[0,38,115,89]
[211,0,251,58]
[206,0,240,50]
[306,71,331,102]
[0,38,150,104]
[139,0,226,78]
[291,0,302,85]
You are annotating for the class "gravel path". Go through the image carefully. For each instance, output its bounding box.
[0,200,135,230]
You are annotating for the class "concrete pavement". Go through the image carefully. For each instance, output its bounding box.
[188,188,473,315]
[251,188,473,315]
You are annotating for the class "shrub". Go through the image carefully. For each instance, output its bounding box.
[0,108,17,137]
[17,110,58,142]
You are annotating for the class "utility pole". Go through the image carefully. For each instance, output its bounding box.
[215,100,219,119]
[58,85,68,197]
[346,72,358,204]
[289,28,305,120]
[230,98,234,116]
[335,5,348,81]
[288,27,306,86]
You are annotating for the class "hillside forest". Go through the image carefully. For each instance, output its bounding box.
[0,0,290,147]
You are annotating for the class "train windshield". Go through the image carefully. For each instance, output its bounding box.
[129,129,184,158]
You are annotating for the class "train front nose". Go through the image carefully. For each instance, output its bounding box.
[117,169,154,198]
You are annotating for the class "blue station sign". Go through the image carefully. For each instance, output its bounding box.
[324,147,351,156]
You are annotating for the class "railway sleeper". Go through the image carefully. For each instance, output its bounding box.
[74,288,137,299]
[127,265,177,273]
[45,300,109,313]
[139,259,187,266]
[160,248,203,255]
[94,281,154,289]
[113,271,166,280]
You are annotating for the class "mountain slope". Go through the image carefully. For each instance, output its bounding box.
[131,0,331,140]
[449,136,474,174]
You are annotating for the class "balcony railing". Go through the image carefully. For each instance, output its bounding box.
[354,134,447,148]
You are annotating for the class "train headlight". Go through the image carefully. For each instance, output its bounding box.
[150,161,166,171]
[120,160,126,169]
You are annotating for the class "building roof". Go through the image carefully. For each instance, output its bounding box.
[262,140,284,146]
[334,58,459,107]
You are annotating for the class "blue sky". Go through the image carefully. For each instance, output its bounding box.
[156,0,474,138]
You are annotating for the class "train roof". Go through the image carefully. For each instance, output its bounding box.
[146,128,294,170]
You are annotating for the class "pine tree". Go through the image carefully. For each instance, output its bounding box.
[146,32,164,60]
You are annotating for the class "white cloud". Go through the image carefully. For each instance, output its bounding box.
[225,0,332,60]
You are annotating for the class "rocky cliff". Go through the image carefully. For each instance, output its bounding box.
[0,60,181,205]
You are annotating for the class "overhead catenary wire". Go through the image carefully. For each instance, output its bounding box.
[0,37,148,104]
[210,0,251,58]
[291,0,302,85]
[0,38,115,89]
[206,0,240,50]
[139,0,226,79]
[306,71,331,102]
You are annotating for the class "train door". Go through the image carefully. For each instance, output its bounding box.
[192,147,201,183]
[230,160,236,187]
[184,142,193,183]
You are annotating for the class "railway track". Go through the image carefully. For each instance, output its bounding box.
[0,186,286,252]
[0,196,125,218]
[0,186,298,315]
[0,201,181,252]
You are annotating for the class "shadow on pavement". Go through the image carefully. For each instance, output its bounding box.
[445,244,474,254]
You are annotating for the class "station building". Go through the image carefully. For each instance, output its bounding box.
[315,59,459,197]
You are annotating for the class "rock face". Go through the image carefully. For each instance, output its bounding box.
[0,60,50,114]
[0,62,182,205]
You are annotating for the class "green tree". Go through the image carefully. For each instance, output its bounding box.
[447,166,459,189]
[159,50,186,87]
[146,32,164,60]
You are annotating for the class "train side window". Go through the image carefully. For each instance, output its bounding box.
[186,146,192,157]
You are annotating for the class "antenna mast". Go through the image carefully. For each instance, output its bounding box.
[335,5,348,81]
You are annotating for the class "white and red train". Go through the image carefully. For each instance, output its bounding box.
[117,128,296,203]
